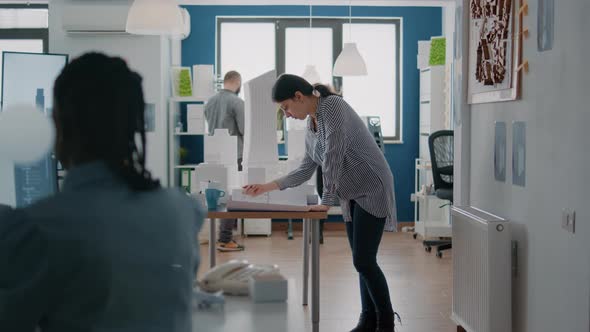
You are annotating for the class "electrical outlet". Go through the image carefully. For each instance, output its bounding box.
[561,209,576,234]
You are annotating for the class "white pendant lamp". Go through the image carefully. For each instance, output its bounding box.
[126,0,184,36]
[333,0,367,77]
[302,2,322,84]
[303,64,322,84]
[333,43,367,76]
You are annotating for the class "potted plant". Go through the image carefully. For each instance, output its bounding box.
[179,147,188,165]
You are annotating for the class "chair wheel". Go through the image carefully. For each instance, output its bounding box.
[436,251,443,258]
[425,246,432,253]
[413,233,418,239]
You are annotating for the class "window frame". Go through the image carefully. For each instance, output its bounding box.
[216,16,402,142]
[0,4,48,52]
[0,4,50,106]
[0,4,48,45]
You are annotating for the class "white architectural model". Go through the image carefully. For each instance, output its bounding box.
[192,65,215,100]
[229,184,315,212]
[232,184,314,206]
[242,70,278,169]
[192,129,239,204]
[195,71,317,229]
[286,128,306,162]
[204,128,237,165]
[186,104,205,134]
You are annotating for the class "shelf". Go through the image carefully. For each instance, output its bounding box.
[416,164,432,170]
[411,192,439,202]
[170,97,207,102]
[174,132,204,136]
[174,164,200,169]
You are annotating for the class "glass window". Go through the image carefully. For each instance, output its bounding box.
[0,40,44,104]
[217,17,401,142]
[0,8,48,29]
[285,27,333,86]
[0,5,48,105]
[219,22,275,98]
[342,23,398,138]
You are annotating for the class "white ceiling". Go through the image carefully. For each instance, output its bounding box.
[0,0,48,4]
[178,0,454,6]
[0,0,454,7]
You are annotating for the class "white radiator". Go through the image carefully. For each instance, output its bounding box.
[451,206,511,332]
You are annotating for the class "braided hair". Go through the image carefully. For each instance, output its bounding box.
[53,52,160,191]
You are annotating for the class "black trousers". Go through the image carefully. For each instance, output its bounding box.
[345,201,394,315]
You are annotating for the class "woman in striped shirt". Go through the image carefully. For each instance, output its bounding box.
[243,74,400,332]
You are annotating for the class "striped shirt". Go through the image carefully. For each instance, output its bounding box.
[275,95,397,230]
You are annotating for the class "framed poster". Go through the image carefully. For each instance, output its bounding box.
[537,0,554,52]
[468,0,522,104]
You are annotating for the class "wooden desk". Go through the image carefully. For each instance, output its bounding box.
[206,210,327,332]
[286,207,343,240]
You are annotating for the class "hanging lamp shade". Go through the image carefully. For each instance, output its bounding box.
[302,65,322,84]
[126,0,184,36]
[333,42,367,76]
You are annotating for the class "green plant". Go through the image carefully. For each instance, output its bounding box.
[429,37,446,66]
[178,68,192,97]
[179,147,188,164]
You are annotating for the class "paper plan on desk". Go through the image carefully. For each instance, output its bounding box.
[227,201,311,212]
[228,189,311,212]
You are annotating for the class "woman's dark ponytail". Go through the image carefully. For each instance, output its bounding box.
[312,84,339,98]
[272,74,340,102]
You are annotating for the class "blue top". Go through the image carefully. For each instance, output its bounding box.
[0,162,204,332]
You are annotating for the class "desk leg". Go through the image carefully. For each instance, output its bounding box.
[209,218,216,268]
[287,219,294,240]
[311,218,320,332]
[302,218,310,306]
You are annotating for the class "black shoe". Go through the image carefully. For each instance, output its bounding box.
[349,312,377,332]
[375,312,401,332]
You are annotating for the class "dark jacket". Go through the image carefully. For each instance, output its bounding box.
[0,162,204,332]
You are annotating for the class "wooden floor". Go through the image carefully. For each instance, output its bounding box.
[198,230,455,332]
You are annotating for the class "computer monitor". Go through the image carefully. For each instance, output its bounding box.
[0,52,67,207]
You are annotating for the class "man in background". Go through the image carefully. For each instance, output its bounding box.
[204,70,245,252]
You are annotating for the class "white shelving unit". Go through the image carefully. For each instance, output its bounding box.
[419,66,446,161]
[167,98,207,187]
[413,49,451,240]
[411,159,452,239]
[174,132,203,136]
[170,96,209,103]
[173,164,200,169]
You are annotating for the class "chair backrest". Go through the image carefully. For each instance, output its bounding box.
[428,130,454,191]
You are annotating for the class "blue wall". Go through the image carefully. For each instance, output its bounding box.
[181,5,442,222]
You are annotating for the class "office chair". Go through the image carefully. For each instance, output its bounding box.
[423,130,453,258]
